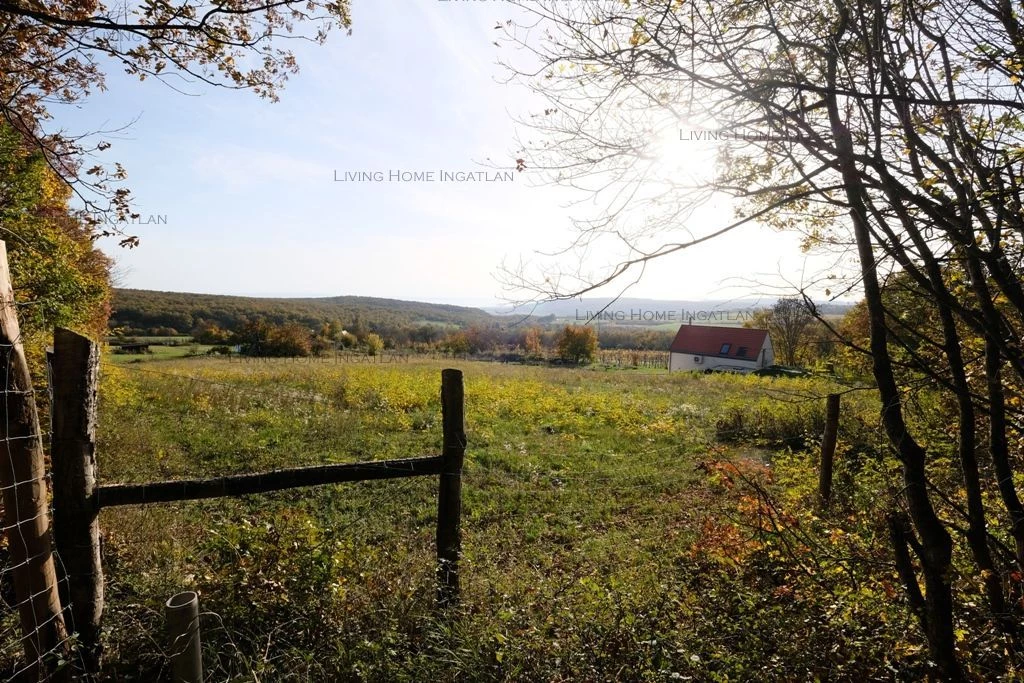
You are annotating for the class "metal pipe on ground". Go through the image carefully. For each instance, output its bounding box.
[166,591,203,683]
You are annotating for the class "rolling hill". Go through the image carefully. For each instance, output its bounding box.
[110,289,495,335]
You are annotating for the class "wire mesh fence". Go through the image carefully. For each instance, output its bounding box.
[0,254,87,681]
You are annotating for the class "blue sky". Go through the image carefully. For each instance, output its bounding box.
[50,1,845,307]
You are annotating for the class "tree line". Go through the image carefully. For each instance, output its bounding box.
[180,317,605,364]
[110,289,493,337]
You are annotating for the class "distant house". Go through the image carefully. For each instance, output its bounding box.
[668,324,773,373]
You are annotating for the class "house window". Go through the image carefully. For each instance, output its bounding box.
[737,346,748,357]
[720,343,731,354]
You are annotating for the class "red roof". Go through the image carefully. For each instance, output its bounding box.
[669,325,769,361]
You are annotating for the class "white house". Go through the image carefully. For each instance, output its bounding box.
[668,324,774,373]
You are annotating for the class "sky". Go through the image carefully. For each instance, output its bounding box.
[50,1,853,308]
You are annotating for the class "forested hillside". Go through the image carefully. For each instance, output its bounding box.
[110,289,494,336]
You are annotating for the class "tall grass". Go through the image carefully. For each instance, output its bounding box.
[29,358,965,680]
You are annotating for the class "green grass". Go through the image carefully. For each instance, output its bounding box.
[20,356,934,681]
[106,343,214,363]
[106,335,194,344]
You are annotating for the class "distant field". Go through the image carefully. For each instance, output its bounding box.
[107,343,214,363]
[61,356,921,681]
[106,335,193,344]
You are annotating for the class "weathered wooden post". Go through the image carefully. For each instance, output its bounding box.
[0,241,69,678]
[51,327,103,674]
[436,369,465,609]
[818,393,841,506]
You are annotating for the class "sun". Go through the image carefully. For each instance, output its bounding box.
[647,123,720,185]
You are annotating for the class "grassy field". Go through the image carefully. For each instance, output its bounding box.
[105,336,194,344]
[106,343,215,363]
[19,355,942,680]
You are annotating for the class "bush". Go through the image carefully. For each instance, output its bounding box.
[365,333,384,356]
[556,325,598,364]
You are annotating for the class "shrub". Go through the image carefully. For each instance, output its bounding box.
[555,325,598,364]
[365,333,384,356]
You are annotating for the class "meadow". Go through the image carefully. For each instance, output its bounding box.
[107,343,216,364]
[78,356,947,680]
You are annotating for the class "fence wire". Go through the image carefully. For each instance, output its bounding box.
[0,329,89,681]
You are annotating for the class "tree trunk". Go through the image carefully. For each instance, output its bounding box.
[824,18,962,674]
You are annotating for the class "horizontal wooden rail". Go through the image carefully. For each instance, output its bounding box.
[95,455,444,508]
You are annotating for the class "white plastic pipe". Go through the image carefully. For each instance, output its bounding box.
[166,591,203,683]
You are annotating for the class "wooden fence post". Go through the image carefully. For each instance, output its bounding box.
[51,327,103,674]
[0,241,69,678]
[819,393,841,506]
[436,369,465,609]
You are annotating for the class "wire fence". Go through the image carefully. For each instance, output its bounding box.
[0,321,87,679]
